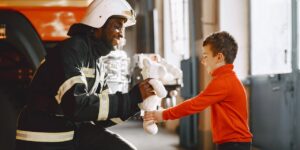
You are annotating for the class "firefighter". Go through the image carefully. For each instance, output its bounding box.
[15,0,154,149]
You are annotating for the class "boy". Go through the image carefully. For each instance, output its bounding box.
[144,31,253,150]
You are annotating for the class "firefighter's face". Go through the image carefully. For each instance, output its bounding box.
[102,17,126,48]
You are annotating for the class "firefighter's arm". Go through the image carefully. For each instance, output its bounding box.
[56,38,154,122]
[59,79,153,122]
[94,79,155,127]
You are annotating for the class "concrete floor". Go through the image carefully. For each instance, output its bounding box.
[109,120,185,150]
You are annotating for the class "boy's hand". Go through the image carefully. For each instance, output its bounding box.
[139,78,155,100]
[144,110,164,122]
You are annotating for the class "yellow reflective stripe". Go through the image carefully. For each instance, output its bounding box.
[55,76,87,104]
[81,67,95,78]
[16,130,74,143]
[40,59,45,64]
[97,90,109,120]
[110,118,124,124]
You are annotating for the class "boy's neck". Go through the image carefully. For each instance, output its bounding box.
[210,62,226,75]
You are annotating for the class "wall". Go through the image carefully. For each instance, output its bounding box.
[219,0,249,80]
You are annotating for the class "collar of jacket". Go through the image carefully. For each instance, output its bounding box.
[67,23,114,58]
[211,64,234,77]
[68,23,95,37]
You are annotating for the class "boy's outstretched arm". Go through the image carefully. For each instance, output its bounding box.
[163,78,229,120]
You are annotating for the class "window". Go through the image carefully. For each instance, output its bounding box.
[298,0,300,69]
[163,0,189,67]
[169,0,189,59]
[251,0,292,75]
[219,0,249,79]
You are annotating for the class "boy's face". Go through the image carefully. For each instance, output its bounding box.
[201,44,225,74]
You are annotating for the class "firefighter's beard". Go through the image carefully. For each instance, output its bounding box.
[116,38,126,50]
[98,37,126,56]
[104,38,116,50]
[103,37,126,50]
[99,38,116,56]
[109,37,126,50]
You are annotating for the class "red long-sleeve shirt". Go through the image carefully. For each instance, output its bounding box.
[163,64,253,144]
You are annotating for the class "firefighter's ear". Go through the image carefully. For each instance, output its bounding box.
[94,28,103,39]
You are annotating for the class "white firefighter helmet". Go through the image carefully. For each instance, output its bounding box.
[81,0,136,28]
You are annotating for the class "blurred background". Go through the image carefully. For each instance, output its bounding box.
[0,0,299,150]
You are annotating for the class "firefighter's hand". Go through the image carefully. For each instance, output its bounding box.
[139,78,155,100]
[144,110,164,122]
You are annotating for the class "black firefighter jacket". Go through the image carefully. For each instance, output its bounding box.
[17,24,142,133]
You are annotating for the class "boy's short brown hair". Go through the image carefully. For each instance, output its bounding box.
[203,31,238,64]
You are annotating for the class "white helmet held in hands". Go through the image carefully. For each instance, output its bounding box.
[81,0,136,28]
